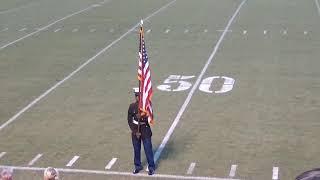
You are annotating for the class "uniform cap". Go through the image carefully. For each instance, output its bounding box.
[133,87,139,96]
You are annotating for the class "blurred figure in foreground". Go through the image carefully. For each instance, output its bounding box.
[0,168,13,180]
[296,168,320,180]
[43,167,59,180]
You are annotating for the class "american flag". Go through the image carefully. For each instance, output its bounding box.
[138,23,154,125]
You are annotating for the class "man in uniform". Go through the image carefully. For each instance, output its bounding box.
[128,88,155,175]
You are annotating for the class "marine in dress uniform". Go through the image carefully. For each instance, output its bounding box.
[128,89,155,175]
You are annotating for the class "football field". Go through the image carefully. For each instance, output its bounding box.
[1,0,320,179]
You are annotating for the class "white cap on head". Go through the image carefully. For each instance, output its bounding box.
[0,168,13,180]
[44,167,59,180]
[133,87,139,96]
[133,87,139,93]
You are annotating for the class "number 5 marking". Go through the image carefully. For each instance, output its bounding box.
[199,76,235,94]
[157,75,195,92]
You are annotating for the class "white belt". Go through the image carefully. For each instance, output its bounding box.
[133,120,146,125]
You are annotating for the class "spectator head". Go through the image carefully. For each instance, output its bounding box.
[0,168,13,180]
[43,167,59,180]
[296,168,320,180]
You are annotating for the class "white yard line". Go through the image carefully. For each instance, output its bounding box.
[153,0,247,163]
[28,154,43,166]
[186,162,196,175]
[315,0,320,16]
[105,158,117,170]
[272,167,279,180]
[0,0,177,132]
[0,3,102,51]
[66,156,80,167]
[0,152,6,159]
[0,165,240,180]
[229,165,237,177]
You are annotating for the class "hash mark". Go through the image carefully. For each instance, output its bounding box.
[0,152,6,159]
[28,154,43,166]
[66,156,80,167]
[105,158,117,170]
[229,164,237,177]
[187,162,196,174]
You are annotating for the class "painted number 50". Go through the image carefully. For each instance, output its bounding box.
[157,75,235,94]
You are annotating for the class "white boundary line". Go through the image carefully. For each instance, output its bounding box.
[153,0,247,163]
[0,165,240,180]
[0,3,102,51]
[186,162,196,175]
[27,154,43,166]
[105,158,117,170]
[66,156,80,167]
[0,0,177,132]
[0,152,6,159]
[315,0,320,16]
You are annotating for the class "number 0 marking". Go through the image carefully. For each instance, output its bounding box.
[199,76,235,94]
[199,76,219,93]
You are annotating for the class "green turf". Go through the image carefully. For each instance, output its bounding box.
[0,0,172,125]
[1,0,320,179]
[164,0,320,179]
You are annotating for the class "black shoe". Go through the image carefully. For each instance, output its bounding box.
[133,167,143,174]
[148,169,155,175]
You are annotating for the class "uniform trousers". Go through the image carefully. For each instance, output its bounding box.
[131,134,155,171]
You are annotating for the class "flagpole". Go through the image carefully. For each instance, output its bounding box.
[136,19,144,138]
